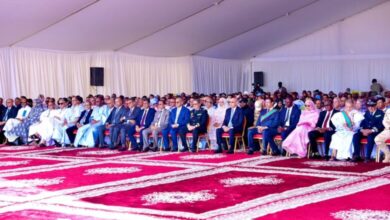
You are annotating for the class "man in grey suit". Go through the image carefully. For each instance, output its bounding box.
[118,97,141,151]
[142,100,169,151]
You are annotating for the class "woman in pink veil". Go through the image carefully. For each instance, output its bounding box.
[282,99,320,158]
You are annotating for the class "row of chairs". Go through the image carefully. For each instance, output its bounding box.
[252,133,390,162]
[72,119,389,163]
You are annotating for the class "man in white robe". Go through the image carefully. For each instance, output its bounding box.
[329,100,364,160]
[28,101,57,146]
[57,97,82,146]
[74,96,105,147]
[51,98,70,146]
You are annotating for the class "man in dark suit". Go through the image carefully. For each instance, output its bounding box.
[308,100,339,159]
[215,97,244,154]
[162,97,190,152]
[277,96,301,140]
[96,99,115,148]
[0,98,5,116]
[185,99,208,152]
[119,97,141,150]
[0,99,18,143]
[247,98,279,155]
[352,99,385,162]
[66,102,93,145]
[106,97,128,149]
[127,99,156,151]
[239,98,254,146]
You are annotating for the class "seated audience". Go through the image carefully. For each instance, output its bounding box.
[5,97,45,145]
[142,100,169,151]
[0,99,17,143]
[162,97,190,152]
[308,100,338,159]
[215,97,244,154]
[352,99,384,162]
[247,97,279,155]
[66,101,93,146]
[128,99,155,151]
[282,100,319,158]
[185,99,208,152]
[329,99,364,160]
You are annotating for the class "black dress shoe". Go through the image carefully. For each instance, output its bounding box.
[162,148,171,152]
[130,147,138,152]
[260,151,267,155]
[150,147,158,152]
[142,148,149,152]
[190,148,196,153]
[271,152,281,156]
[247,149,254,155]
[171,148,178,152]
[180,148,189,153]
[226,150,234,154]
[214,149,223,154]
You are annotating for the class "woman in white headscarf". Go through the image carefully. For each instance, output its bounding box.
[209,97,228,149]
[253,96,264,126]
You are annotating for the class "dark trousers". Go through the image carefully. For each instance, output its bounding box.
[162,127,170,150]
[170,126,188,151]
[352,131,378,159]
[262,128,280,154]
[66,126,78,144]
[247,127,260,151]
[127,125,147,149]
[308,130,335,156]
[280,128,293,140]
[109,124,122,148]
[96,124,106,146]
[216,127,242,151]
[188,128,206,150]
[119,124,133,148]
[0,125,5,143]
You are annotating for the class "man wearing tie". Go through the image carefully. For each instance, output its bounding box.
[119,97,141,150]
[106,97,127,149]
[277,96,301,140]
[0,99,17,143]
[127,99,155,151]
[162,97,190,152]
[308,100,339,159]
[215,97,244,154]
[352,99,384,162]
[142,100,169,151]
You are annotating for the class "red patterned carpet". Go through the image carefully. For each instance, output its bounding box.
[0,145,388,220]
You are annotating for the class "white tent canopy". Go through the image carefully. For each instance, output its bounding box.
[0,0,386,59]
[0,0,389,98]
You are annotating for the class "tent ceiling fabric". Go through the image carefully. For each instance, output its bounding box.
[0,0,387,59]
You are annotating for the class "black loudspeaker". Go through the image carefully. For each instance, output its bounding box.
[90,67,104,86]
[253,71,264,86]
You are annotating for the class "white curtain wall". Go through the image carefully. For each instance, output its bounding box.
[252,56,390,94]
[192,56,251,94]
[0,47,248,99]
